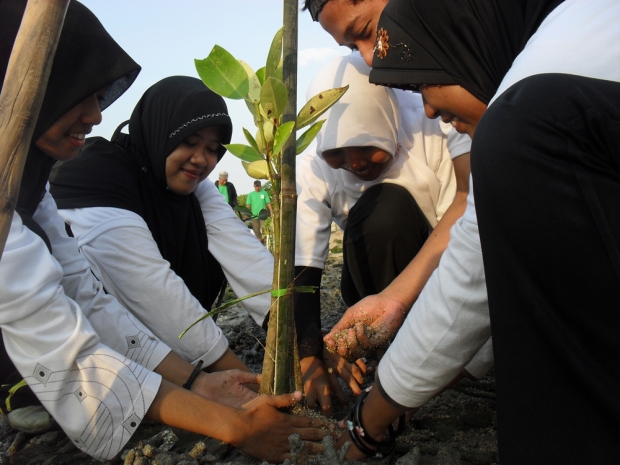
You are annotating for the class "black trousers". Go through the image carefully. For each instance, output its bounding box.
[341,183,431,305]
[473,74,620,464]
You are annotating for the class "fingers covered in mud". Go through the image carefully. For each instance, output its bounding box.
[300,355,339,417]
[232,391,333,463]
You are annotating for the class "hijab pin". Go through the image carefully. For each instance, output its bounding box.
[374,28,390,59]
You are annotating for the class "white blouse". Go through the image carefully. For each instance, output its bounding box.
[1,192,168,460]
[57,180,274,366]
[295,92,470,270]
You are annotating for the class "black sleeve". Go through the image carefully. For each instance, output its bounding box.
[294,266,324,360]
[228,183,238,207]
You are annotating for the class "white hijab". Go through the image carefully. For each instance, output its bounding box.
[306,53,453,227]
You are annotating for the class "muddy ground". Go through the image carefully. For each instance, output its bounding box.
[0,228,498,465]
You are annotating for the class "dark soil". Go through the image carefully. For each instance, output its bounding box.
[0,229,498,465]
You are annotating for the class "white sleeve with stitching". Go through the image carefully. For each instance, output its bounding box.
[35,191,171,370]
[58,203,228,367]
[0,214,161,461]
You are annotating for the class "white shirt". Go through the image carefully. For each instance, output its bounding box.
[296,53,471,269]
[1,193,167,460]
[58,180,274,366]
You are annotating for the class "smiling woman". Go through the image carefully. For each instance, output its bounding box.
[50,76,276,372]
[321,146,392,181]
[165,125,223,195]
[34,89,105,161]
[416,85,488,138]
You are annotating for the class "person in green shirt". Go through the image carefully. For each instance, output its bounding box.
[214,171,238,209]
[246,180,274,243]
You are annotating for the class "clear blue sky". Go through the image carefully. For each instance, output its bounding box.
[80,0,348,195]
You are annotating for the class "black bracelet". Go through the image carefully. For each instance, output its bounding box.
[346,386,406,458]
[182,360,204,390]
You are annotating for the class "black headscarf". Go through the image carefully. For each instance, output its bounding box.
[51,76,232,311]
[0,0,140,218]
[369,0,564,104]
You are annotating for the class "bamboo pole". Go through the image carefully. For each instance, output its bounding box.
[0,0,70,260]
[277,0,302,394]
[259,0,300,395]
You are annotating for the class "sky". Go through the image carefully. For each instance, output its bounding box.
[80,0,349,195]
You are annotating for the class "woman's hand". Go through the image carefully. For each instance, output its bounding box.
[323,347,367,396]
[300,355,345,417]
[148,381,331,464]
[324,293,408,361]
[231,391,331,462]
[300,348,371,417]
[192,370,259,408]
[335,429,370,460]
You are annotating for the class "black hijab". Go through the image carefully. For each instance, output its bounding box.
[369,0,564,104]
[0,0,140,218]
[51,76,233,311]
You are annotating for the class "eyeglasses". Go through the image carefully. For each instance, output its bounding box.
[308,0,330,21]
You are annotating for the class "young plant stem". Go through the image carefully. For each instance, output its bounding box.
[259,0,301,395]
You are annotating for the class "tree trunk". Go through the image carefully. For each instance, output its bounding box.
[259,0,301,395]
[0,0,70,259]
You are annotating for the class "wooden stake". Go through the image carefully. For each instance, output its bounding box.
[0,0,70,260]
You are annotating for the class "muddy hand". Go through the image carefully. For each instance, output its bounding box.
[324,293,407,361]
[301,355,346,417]
[323,347,367,396]
[234,391,331,463]
[192,370,258,408]
[335,429,370,461]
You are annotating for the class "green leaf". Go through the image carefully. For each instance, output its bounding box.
[258,208,270,220]
[195,46,248,100]
[256,67,266,85]
[272,121,295,155]
[260,77,288,120]
[180,287,273,339]
[223,143,263,162]
[245,99,259,126]
[296,120,325,155]
[297,85,349,129]
[242,160,270,179]
[243,128,262,155]
[255,120,274,153]
[274,59,283,82]
[265,28,283,80]
[262,120,275,144]
[239,60,261,103]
